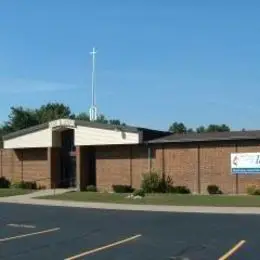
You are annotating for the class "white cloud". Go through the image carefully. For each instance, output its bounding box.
[0,78,81,94]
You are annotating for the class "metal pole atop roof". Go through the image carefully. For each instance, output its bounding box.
[89,47,97,121]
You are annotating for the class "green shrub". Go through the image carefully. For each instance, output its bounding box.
[207,185,222,195]
[247,185,256,195]
[159,175,174,193]
[112,185,134,193]
[169,185,191,194]
[11,181,37,190]
[0,177,10,188]
[141,171,161,193]
[141,171,174,193]
[38,185,46,190]
[11,182,21,189]
[247,185,260,195]
[254,189,260,195]
[85,185,97,192]
[141,171,191,194]
[133,189,145,197]
[141,171,164,193]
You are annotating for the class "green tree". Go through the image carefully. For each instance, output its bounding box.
[75,112,90,121]
[196,124,230,133]
[109,119,123,125]
[169,122,187,133]
[206,124,230,132]
[3,106,39,132]
[187,128,194,133]
[96,114,108,124]
[36,102,72,123]
[196,126,206,133]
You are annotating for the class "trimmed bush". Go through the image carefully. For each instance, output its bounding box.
[247,185,260,195]
[169,185,191,194]
[85,185,97,192]
[254,189,260,195]
[141,171,161,193]
[112,185,134,193]
[141,171,190,194]
[133,189,145,197]
[247,185,256,195]
[0,177,10,188]
[38,185,46,190]
[11,181,37,190]
[207,185,222,195]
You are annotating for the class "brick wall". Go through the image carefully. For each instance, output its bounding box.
[2,140,260,194]
[153,140,260,194]
[0,148,50,188]
[96,145,131,190]
[163,144,198,193]
[1,149,14,180]
[199,143,236,194]
[96,145,152,190]
[23,148,49,188]
[131,145,151,188]
[236,141,260,193]
[94,140,260,194]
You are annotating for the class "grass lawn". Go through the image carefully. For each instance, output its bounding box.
[0,188,32,197]
[39,192,260,207]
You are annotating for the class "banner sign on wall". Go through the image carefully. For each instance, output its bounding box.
[231,153,260,174]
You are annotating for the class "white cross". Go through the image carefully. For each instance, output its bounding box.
[90,47,97,56]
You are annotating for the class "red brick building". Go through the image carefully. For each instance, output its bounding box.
[1,118,260,194]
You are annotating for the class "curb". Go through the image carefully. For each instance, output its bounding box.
[1,198,260,215]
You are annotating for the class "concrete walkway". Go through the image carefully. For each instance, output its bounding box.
[1,190,260,215]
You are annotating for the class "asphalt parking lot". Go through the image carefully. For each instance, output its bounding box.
[0,203,259,259]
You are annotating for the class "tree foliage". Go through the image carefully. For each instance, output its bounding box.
[75,112,90,121]
[4,106,39,132]
[36,103,72,123]
[169,122,188,133]
[169,121,230,133]
[0,102,125,140]
[0,102,233,145]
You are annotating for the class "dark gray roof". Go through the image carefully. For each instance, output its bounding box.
[2,119,169,141]
[148,130,260,144]
[3,123,49,141]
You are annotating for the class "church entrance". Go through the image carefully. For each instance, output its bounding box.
[59,129,76,187]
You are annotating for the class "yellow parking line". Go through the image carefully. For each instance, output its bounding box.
[219,240,246,260]
[0,227,60,242]
[64,234,142,260]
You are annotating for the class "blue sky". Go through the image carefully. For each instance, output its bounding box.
[0,1,260,131]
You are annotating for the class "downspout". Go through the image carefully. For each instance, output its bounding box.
[147,145,152,172]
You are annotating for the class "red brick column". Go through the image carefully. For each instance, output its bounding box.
[47,148,52,188]
[76,146,88,191]
[76,146,81,190]
[48,147,61,189]
[196,145,201,194]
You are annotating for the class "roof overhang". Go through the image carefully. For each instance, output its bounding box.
[2,118,170,149]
